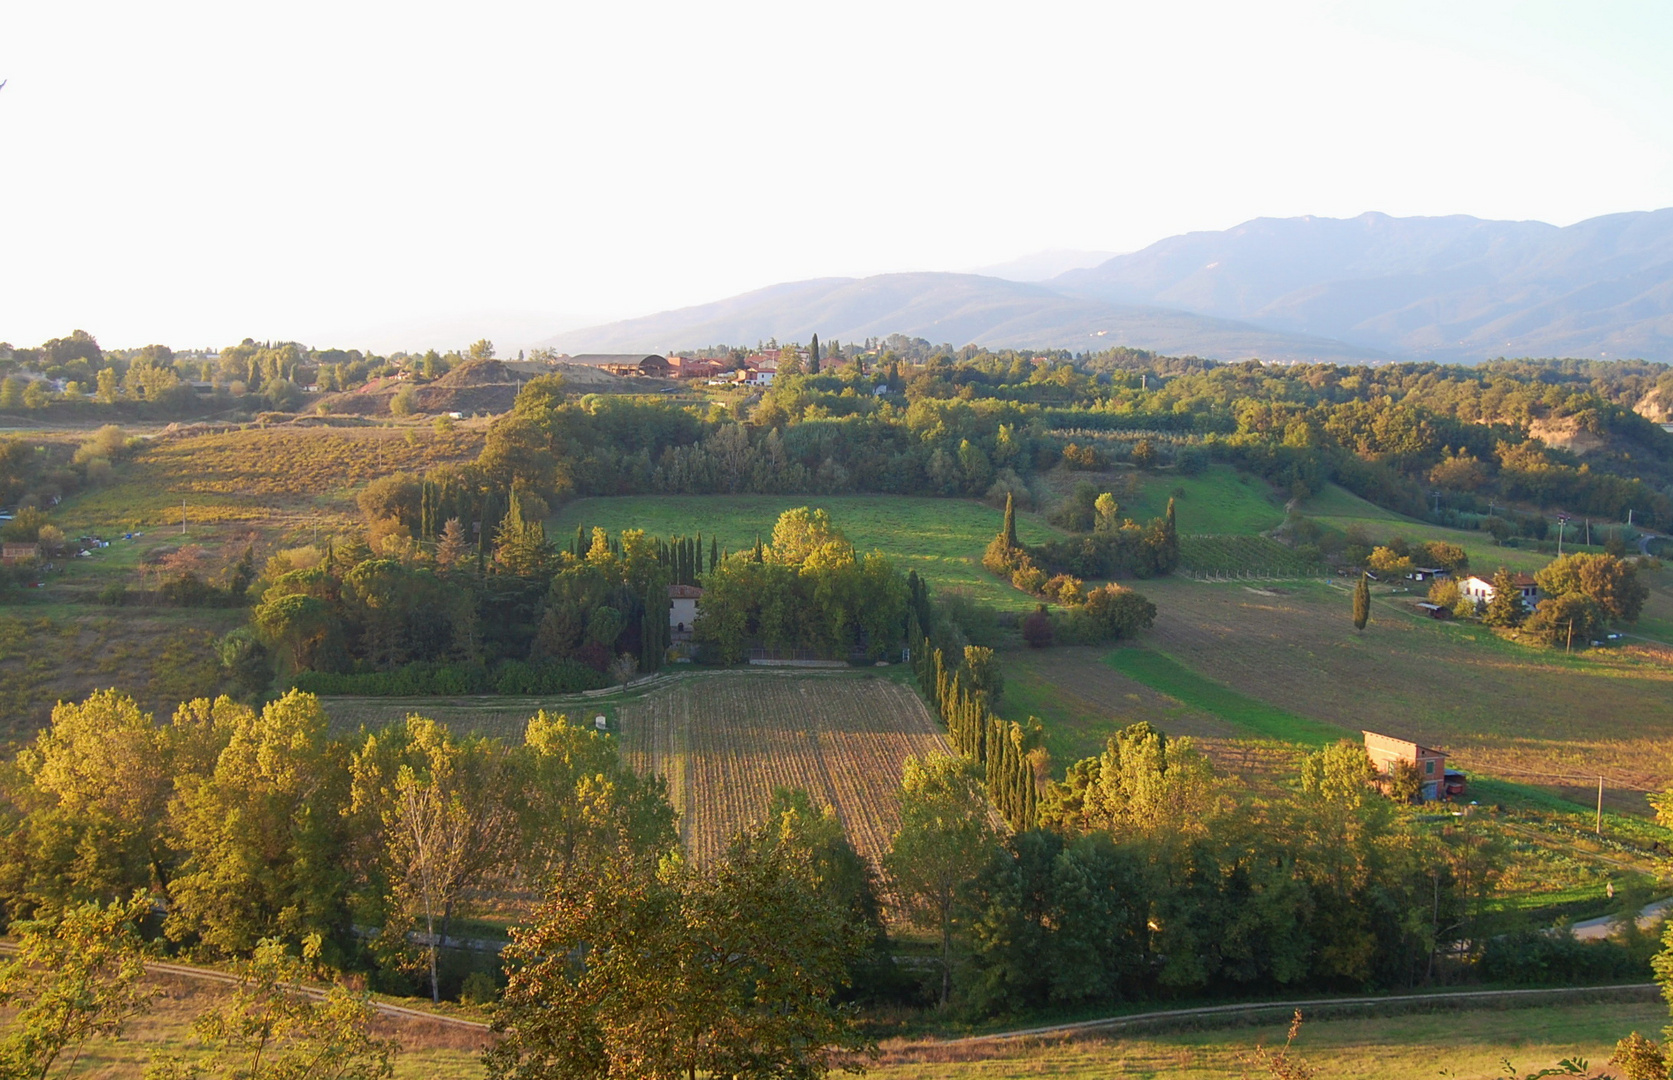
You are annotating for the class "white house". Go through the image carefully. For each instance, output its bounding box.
[669,583,703,639]
[1460,573,1539,609]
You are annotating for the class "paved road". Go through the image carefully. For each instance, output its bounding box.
[1570,896,1673,941]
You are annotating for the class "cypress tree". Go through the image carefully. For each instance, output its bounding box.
[710,536,719,573]
[809,333,820,374]
[1353,573,1370,632]
[695,531,703,576]
[1002,491,1019,550]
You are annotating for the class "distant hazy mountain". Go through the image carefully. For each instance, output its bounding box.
[1053,209,1673,362]
[540,209,1673,363]
[971,249,1121,282]
[537,273,1389,363]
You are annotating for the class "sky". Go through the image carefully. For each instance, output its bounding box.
[2,0,1671,352]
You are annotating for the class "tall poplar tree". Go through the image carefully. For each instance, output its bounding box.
[1352,573,1370,632]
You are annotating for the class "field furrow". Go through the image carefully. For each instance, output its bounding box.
[613,672,949,867]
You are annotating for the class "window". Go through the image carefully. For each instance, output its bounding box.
[1424,760,1435,775]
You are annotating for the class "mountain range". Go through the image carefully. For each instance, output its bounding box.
[540,209,1673,364]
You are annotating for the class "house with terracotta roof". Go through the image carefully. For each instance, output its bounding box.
[1363,730,1460,801]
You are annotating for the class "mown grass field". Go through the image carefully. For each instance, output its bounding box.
[1038,463,1287,536]
[872,997,1663,1080]
[550,494,1057,608]
[324,669,951,870]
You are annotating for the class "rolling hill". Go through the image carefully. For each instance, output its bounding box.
[537,272,1391,363]
[539,208,1673,363]
[1053,208,1673,362]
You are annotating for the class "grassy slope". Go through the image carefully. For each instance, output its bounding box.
[1300,484,1552,575]
[873,998,1662,1080]
[550,494,1056,609]
[1125,465,1287,535]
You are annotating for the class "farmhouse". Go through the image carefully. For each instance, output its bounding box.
[1406,566,1449,583]
[669,583,703,640]
[1,542,40,564]
[1363,730,1456,801]
[1460,573,1539,609]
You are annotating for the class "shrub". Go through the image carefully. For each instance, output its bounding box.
[1011,564,1047,595]
[1021,605,1054,648]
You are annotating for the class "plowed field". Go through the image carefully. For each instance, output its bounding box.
[612,671,950,866]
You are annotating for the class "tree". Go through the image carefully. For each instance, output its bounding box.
[348,717,516,1002]
[488,824,868,1080]
[0,894,156,1079]
[435,516,469,567]
[1130,438,1157,469]
[807,333,820,375]
[1368,546,1414,578]
[962,645,1003,703]
[165,691,349,956]
[469,339,496,361]
[389,384,419,416]
[147,935,397,1080]
[769,506,845,566]
[1535,552,1648,624]
[1352,574,1370,632]
[13,690,176,910]
[1482,567,1526,628]
[1021,604,1054,648]
[1002,491,1019,550]
[1525,592,1605,649]
[884,754,997,1007]
[252,592,333,674]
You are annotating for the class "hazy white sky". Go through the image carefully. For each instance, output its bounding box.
[3,0,1671,351]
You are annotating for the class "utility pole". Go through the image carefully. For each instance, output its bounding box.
[1596,776,1604,836]
[181,499,187,536]
[1557,514,1569,556]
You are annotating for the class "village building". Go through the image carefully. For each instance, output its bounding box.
[669,583,703,640]
[1406,566,1449,583]
[1,542,41,565]
[1362,730,1461,801]
[1460,573,1539,609]
[570,353,673,378]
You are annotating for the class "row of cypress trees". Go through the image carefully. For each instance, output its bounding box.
[914,641,1040,831]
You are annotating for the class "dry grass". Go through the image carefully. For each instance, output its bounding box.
[54,424,483,532]
[0,608,239,741]
[0,973,489,1080]
[871,996,1663,1079]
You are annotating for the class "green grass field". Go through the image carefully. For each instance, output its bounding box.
[1123,465,1287,535]
[1102,647,1344,747]
[1299,485,1553,575]
[550,494,1057,608]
